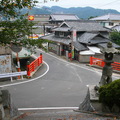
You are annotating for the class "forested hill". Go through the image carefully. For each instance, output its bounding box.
[21,6,120,19]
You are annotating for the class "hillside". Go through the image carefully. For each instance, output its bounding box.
[21,6,120,19]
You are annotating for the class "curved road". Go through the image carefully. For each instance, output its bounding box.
[2,49,119,109]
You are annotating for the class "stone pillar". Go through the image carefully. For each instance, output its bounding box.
[0,90,5,119]
[66,51,69,60]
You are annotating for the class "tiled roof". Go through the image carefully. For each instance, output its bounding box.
[41,34,72,45]
[90,13,120,21]
[111,25,120,32]
[98,42,120,49]
[73,41,88,51]
[49,14,79,21]
[59,20,110,32]
[78,32,110,45]
[53,27,70,32]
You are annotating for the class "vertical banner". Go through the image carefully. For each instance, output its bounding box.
[72,30,76,59]
[72,29,77,42]
[72,46,74,59]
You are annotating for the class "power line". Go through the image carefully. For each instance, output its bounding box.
[99,0,120,7]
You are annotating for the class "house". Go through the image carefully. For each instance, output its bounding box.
[49,14,79,25]
[32,14,80,34]
[41,20,119,62]
[111,25,120,32]
[90,13,120,28]
[46,14,80,33]
[33,14,50,24]
[29,14,50,34]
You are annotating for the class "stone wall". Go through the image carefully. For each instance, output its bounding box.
[0,45,11,55]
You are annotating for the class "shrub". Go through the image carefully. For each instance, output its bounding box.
[99,79,120,111]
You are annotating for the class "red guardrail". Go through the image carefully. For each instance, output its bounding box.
[90,56,120,71]
[27,53,43,77]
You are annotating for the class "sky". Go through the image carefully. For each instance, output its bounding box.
[37,0,120,12]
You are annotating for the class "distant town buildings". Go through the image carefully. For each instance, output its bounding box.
[90,13,120,28]
[41,20,120,62]
[32,14,80,34]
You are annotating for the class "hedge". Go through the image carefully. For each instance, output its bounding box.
[99,79,120,111]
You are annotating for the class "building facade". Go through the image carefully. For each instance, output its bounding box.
[90,13,120,28]
[41,20,119,62]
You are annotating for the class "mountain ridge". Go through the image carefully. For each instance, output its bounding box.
[22,6,120,19]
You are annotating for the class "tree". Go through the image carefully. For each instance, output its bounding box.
[0,0,59,51]
[110,30,120,45]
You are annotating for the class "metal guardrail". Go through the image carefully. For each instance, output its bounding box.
[0,71,27,81]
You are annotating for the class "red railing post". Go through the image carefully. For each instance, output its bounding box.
[90,56,93,65]
[39,53,43,65]
[32,63,35,72]
[101,60,105,67]
[27,61,31,77]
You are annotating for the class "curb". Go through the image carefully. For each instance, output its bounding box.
[74,109,120,118]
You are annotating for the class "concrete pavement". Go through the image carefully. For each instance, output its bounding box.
[15,109,120,120]
[1,51,120,120]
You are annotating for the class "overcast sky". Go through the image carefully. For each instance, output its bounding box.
[37,0,120,12]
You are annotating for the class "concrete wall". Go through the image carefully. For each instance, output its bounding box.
[113,54,120,63]
[79,54,104,63]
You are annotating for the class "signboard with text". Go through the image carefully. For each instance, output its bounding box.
[0,55,12,74]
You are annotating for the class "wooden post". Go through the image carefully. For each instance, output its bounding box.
[16,52,21,79]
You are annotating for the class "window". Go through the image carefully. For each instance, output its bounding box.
[100,22,105,27]
[59,32,64,37]
[109,22,114,26]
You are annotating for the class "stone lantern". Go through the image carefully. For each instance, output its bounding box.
[99,42,119,86]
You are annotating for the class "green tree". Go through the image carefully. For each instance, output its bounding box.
[110,30,120,45]
[0,0,59,51]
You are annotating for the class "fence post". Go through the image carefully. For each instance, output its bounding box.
[39,53,43,65]
[90,56,93,65]
[102,60,105,67]
[27,61,31,78]
[32,63,35,72]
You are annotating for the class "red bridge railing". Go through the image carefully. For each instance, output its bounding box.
[90,56,120,71]
[27,53,43,77]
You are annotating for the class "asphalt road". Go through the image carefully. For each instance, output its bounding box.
[4,49,120,109]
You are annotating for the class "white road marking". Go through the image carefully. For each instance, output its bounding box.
[37,49,100,73]
[37,49,120,79]
[18,107,79,111]
[0,61,49,88]
[86,85,89,87]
